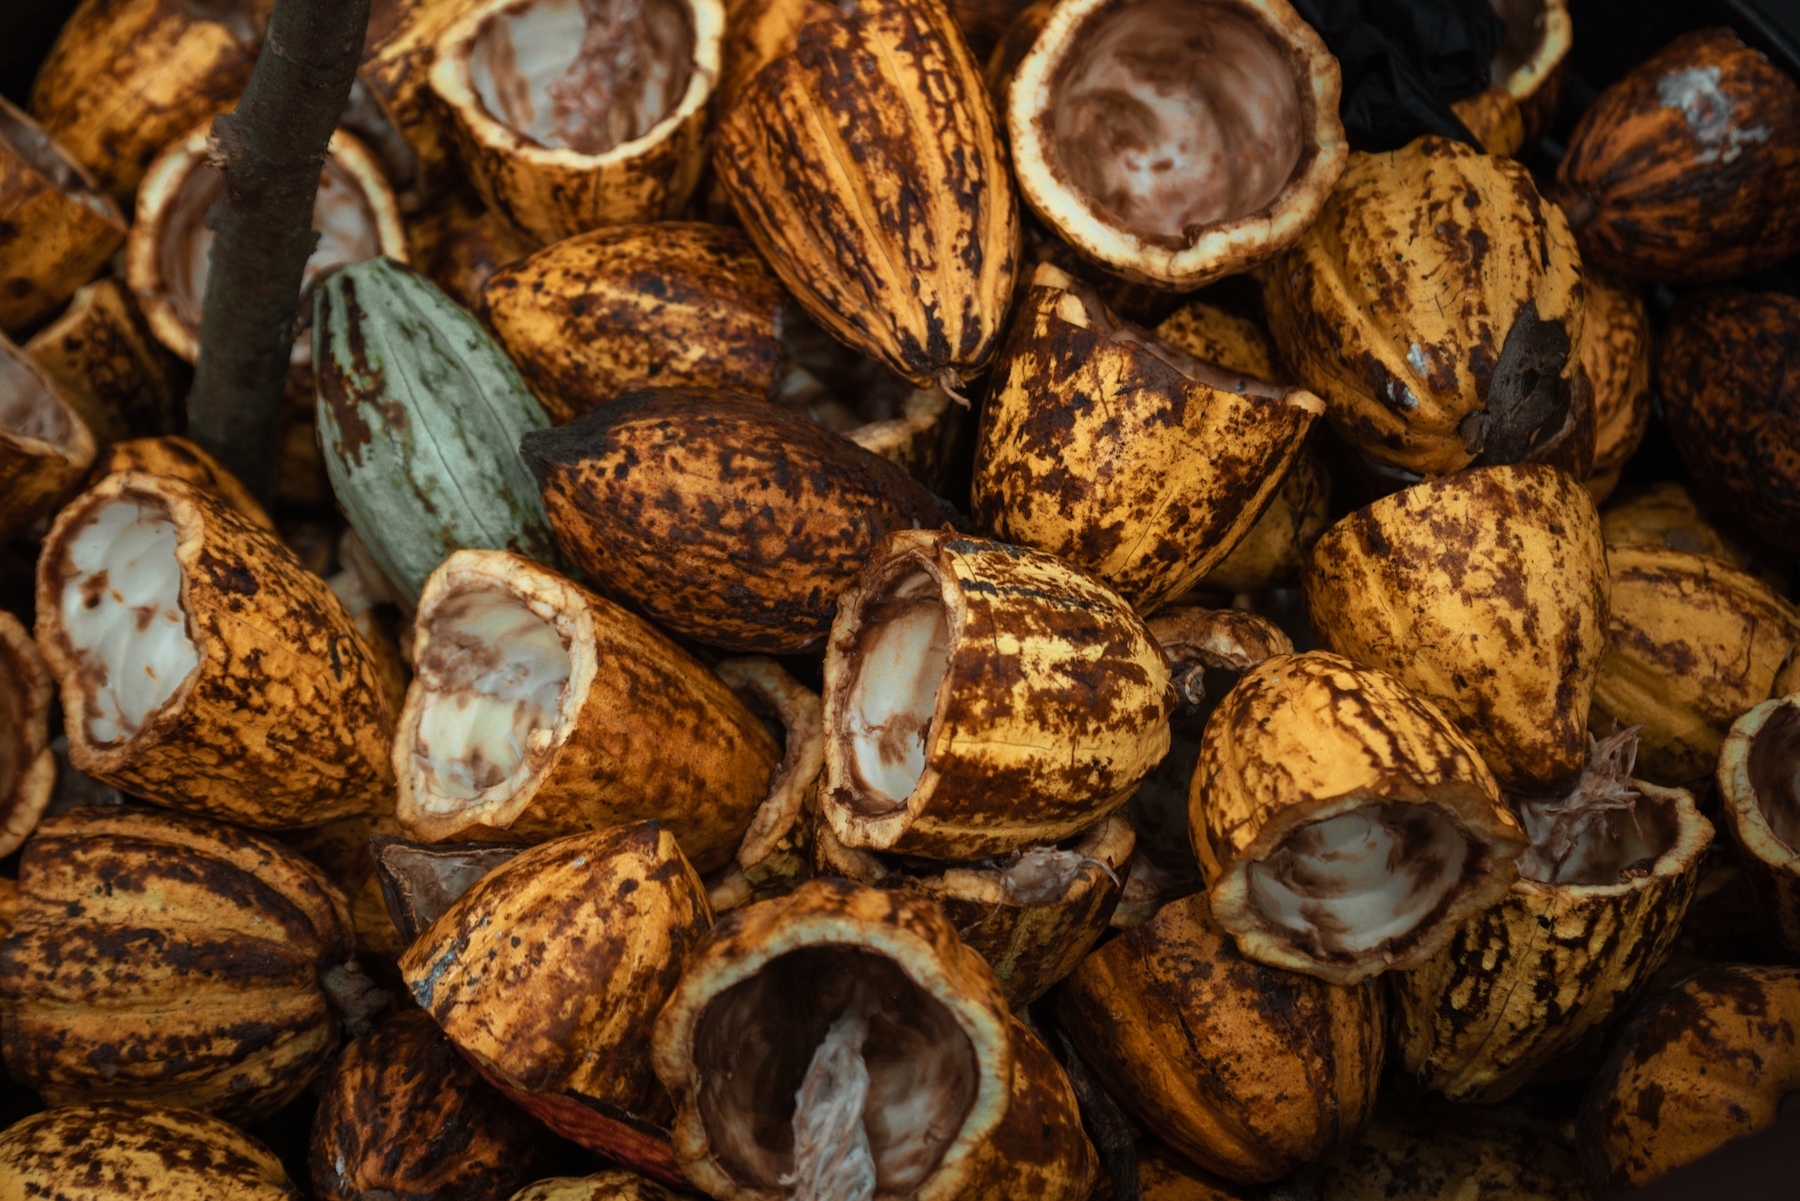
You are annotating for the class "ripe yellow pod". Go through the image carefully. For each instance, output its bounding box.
[0,1101,301,1200]
[89,435,275,532]
[1580,271,1652,503]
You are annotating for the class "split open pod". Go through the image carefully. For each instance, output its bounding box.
[1006,0,1345,290]
[821,528,1172,860]
[0,333,95,542]
[33,472,395,828]
[972,262,1321,613]
[0,613,53,858]
[89,435,275,533]
[23,277,186,447]
[1718,695,1800,956]
[1192,652,1527,984]
[652,878,1097,1201]
[393,549,777,873]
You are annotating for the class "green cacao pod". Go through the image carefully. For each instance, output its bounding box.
[314,256,560,601]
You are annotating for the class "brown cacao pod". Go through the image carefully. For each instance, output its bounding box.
[0,331,96,542]
[1265,135,1585,477]
[23,277,187,446]
[509,1172,685,1201]
[1556,28,1800,286]
[350,0,473,210]
[1313,1094,1587,1201]
[1717,695,1800,957]
[1058,890,1383,1184]
[1580,271,1652,503]
[0,808,356,1124]
[0,612,53,859]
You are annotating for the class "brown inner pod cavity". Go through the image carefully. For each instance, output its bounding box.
[1045,0,1304,243]
[469,0,696,156]
[840,566,955,818]
[0,351,76,449]
[1749,704,1800,853]
[49,490,200,747]
[409,582,572,812]
[0,103,114,220]
[693,945,980,1196]
[1490,0,1548,80]
[1513,731,1679,884]
[1246,802,1478,960]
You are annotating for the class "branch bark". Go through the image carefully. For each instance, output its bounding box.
[186,0,372,503]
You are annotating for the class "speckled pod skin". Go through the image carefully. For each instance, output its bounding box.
[281,804,406,969]
[34,473,395,828]
[1717,696,1800,956]
[1305,464,1610,796]
[523,388,960,654]
[1599,480,1770,578]
[25,279,186,446]
[429,0,722,246]
[1392,782,1713,1104]
[406,185,537,309]
[652,878,1097,1201]
[714,0,1018,391]
[0,1101,300,1201]
[1201,441,1331,594]
[822,528,1173,859]
[972,265,1321,613]
[509,1173,686,1201]
[1556,28,1800,286]
[1192,652,1527,984]
[0,97,126,333]
[0,809,354,1124]
[0,613,54,859]
[1579,964,1800,1194]
[27,0,264,201]
[1657,288,1800,553]
[354,0,472,209]
[90,436,275,532]
[309,1009,544,1201]
[1313,1095,1588,1201]
[1058,891,1383,1184]
[394,550,778,873]
[483,223,788,424]
[1265,136,1585,477]
[1449,84,1525,157]
[813,813,1135,1005]
[1581,272,1652,503]
[1134,1142,1269,1201]
[1589,544,1800,786]
[0,333,96,541]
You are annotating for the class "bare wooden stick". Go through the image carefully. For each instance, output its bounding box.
[186,0,371,503]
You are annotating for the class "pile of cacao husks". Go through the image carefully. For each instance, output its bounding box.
[3,0,1800,1197]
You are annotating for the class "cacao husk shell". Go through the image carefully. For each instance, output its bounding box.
[88,435,275,532]
[0,332,96,541]
[1492,0,1571,142]
[0,612,53,859]
[371,834,526,945]
[509,1172,686,1201]
[1717,695,1800,957]
[1198,440,1331,595]
[1313,1094,1587,1201]
[1579,271,1652,503]
[24,278,187,446]
[1449,83,1525,157]
[352,0,473,210]
[707,655,823,912]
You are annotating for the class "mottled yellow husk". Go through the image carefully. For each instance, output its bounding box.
[1580,272,1651,500]
[0,1101,300,1200]
[1494,0,1571,140]
[25,278,186,445]
[1449,84,1525,157]
[355,0,473,209]
[0,613,54,859]
[90,435,275,532]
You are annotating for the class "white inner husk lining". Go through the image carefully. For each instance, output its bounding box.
[844,571,951,815]
[1749,703,1800,853]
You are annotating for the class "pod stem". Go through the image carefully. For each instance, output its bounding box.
[186,0,372,505]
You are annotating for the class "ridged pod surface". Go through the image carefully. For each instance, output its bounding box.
[1265,136,1584,476]
[1305,465,1610,795]
[1580,272,1652,502]
[315,257,560,601]
[24,277,186,446]
[0,809,354,1124]
[713,0,1019,390]
[1556,28,1800,286]
[523,388,960,654]
[1058,891,1383,1184]
[0,1100,300,1200]
[0,612,53,859]
[1717,696,1800,957]
[34,473,395,827]
[483,223,788,424]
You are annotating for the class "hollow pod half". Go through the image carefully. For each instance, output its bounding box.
[821,528,1173,860]
[1192,652,1527,984]
[652,878,1098,1201]
[394,549,778,873]
[23,276,187,447]
[0,331,95,542]
[89,435,276,533]
[33,472,394,828]
[1718,694,1800,957]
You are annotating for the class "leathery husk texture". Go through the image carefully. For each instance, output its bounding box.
[0,332,95,542]
[821,527,1172,860]
[1313,1093,1589,1201]
[23,276,187,447]
[1717,695,1800,957]
[0,612,55,859]
[33,472,395,828]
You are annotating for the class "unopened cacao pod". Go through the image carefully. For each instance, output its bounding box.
[24,277,187,446]
[1599,480,1774,583]
[0,332,95,542]
[0,612,53,858]
[1717,695,1800,957]
[1580,272,1652,503]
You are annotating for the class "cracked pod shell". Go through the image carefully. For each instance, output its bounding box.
[24,277,186,446]
[0,1100,300,1200]
[1393,779,1713,1104]
[393,549,777,873]
[651,878,1096,1201]
[713,0,1018,392]
[972,263,1321,613]
[0,332,96,542]
[1556,28,1800,287]
[34,472,395,828]
[0,613,54,859]
[90,435,275,533]
[1581,272,1653,503]
[1718,695,1800,957]
[821,528,1172,860]
[482,222,789,425]
[1305,464,1610,796]
[523,388,960,655]
[1588,543,1800,786]
[1058,890,1382,1184]
[1192,652,1526,985]
[1265,136,1585,477]
[0,809,354,1125]
[1578,964,1800,1193]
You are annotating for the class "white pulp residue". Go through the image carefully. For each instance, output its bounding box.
[782,982,879,1201]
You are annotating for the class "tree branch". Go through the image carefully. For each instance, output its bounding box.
[186,0,371,503]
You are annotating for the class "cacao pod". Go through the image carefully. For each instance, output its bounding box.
[707,655,823,912]
[89,435,275,533]
[23,277,187,446]
[350,0,473,209]
[1265,135,1585,477]
[313,256,561,601]
[34,472,395,827]
[392,549,777,873]
[1135,1141,1270,1201]
[522,387,960,654]
[1449,84,1525,157]
[510,1172,685,1201]
[1059,890,1383,1183]
[1491,0,1572,141]
[1313,1094,1587,1201]
[1580,271,1652,503]
[0,331,95,541]
[1556,28,1800,286]
[281,803,407,970]
[1192,651,1527,984]
[372,835,525,944]
[821,527,1172,859]
[1198,441,1331,595]
[653,878,1097,1201]
[405,184,537,309]
[1006,0,1346,290]
[713,0,1018,391]
[0,612,53,858]
[1599,480,1774,583]
[0,808,357,1123]
[1717,695,1800,957]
